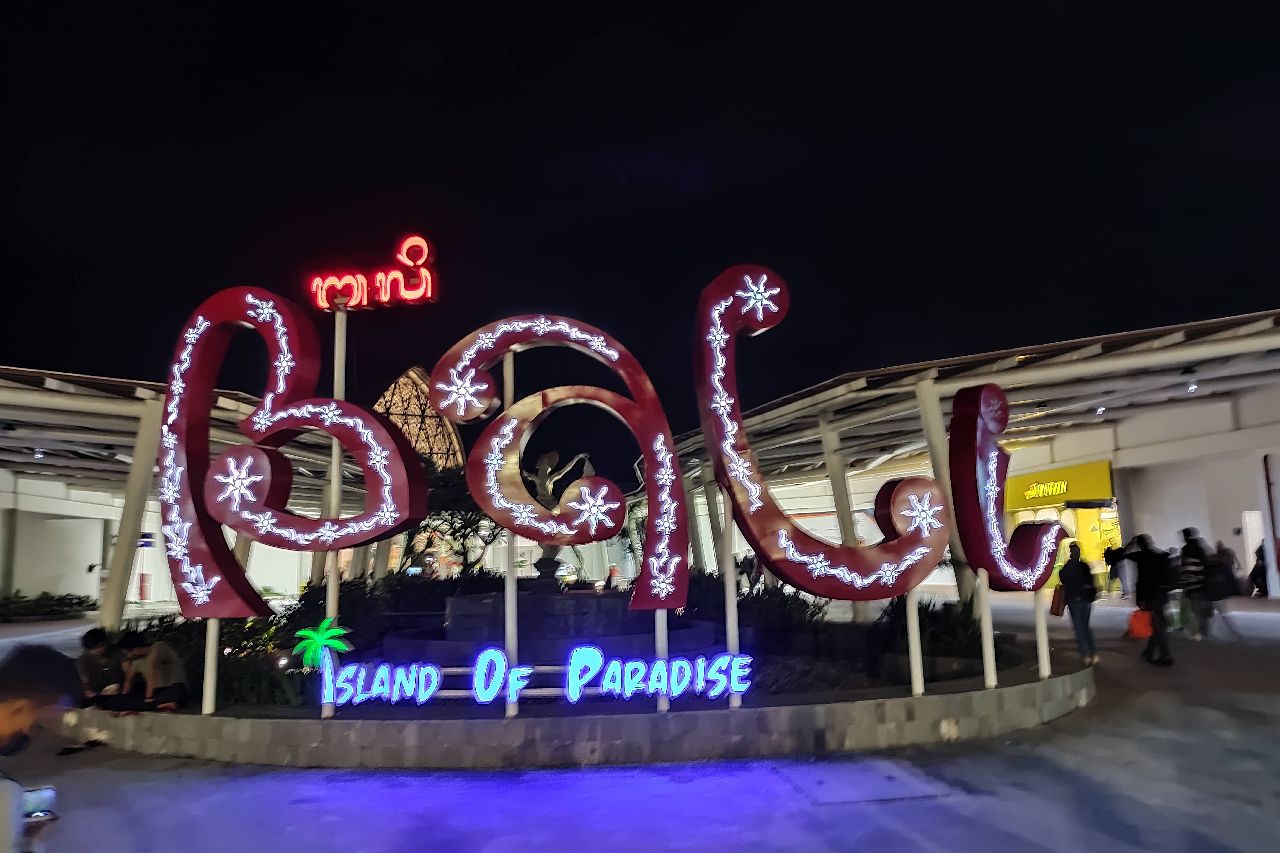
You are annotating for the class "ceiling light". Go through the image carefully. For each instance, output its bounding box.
[1095,407,1106,415]
[1187,383,1198,393]
[33,448,44,460]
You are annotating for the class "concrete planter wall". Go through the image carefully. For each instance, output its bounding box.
[57,668,1094,769]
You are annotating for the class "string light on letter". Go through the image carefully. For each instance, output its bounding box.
[431,313,689,610]
[693,264,951,602]
[159,286,425,618]
[948,383,1066,592]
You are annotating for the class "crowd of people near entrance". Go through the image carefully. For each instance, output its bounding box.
[1061,526,1271,668]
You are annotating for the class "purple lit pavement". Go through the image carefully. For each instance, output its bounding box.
[5,604,1278,852]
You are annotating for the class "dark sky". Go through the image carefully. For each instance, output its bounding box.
[3,4,1278,487]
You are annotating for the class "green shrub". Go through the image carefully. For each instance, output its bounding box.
[867,594,986,662]
[0,590,97,621]
[677,569,827,631]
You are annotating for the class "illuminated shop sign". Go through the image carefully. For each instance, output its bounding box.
[1023,480,1068,500]
[319,646,754,707]
[309,234,438,311]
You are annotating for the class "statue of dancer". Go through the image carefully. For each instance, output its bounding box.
[520,450,590,589]
[522,451,590,510]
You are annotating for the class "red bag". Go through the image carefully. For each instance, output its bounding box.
[1127,609,1153,639]
[1050,585,1066,617]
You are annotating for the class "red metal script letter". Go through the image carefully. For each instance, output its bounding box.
[693,265,951,600]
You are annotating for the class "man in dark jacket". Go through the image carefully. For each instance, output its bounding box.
[1131,535,1173,666]
[1058,542,1098,664]
[1180,528,1213,640]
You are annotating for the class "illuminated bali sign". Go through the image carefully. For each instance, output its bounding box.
[429,314,690,609]
[159,288,426,617]
[320,647,752,707]
[947,384,1064,592]
[309,235,438,311]
[691,266,952,601]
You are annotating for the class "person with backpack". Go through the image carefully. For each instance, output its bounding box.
[1058,542,1098,665]
[1131,535,1173,666]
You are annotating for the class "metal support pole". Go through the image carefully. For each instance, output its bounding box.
[913,377,974,601]
[503,351,519,718]
[1035,584,1051,680]
[977,568,997,689]
[654,609,670,713]
[819,410,872,623]
[201,617,219,715]
[905,585,924,697]
[717,486,742,709]
[102,398,164,631]
[322,300,347,720]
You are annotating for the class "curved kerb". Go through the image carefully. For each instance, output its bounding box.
[58,668,1093,769]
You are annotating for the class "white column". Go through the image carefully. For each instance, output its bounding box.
[819,410,872,622]
[322,301,348,720]
[717,486,742,709]
[233,533,252,566]
[371,537,393,580]
[349,545,370,579]
[503,352,519,718]
[1035,585,1051,680]
[913,378,974,601]
[700,464,724,571]
[0,509,16,599]
[685,483,708,573]
[977,568,997,689]
[905,585,924,697]
[201,617,219,715]
[102,398,163,631]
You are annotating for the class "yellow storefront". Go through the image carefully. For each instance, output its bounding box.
[1004,460,1123,571]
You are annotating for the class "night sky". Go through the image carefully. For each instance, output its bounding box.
[3,5,1278,487]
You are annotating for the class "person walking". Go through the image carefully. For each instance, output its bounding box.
[1249,545,1270,598]
[1058,542,1098,665]
[1179,528,1213,640]
[1104,545,1129,598]
[1131,535,1173,666]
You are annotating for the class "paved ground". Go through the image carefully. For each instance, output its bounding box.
[4,600,1278,852]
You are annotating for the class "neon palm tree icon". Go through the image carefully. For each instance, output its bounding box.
[293,618,352,689]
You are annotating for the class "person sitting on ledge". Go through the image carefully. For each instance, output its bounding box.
[76,628,125,707]
[102,632,190,714]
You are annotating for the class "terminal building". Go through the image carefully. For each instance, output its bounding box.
[2,309,1279,619]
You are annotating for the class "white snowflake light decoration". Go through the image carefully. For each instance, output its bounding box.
[734,274,781,321]
[436,367,488,416]
[901,493,944,538]
[213,457,264,512]
[567,485,621,536]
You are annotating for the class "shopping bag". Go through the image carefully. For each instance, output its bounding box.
[1050,585,1066,617]
[1127,609,1153,639]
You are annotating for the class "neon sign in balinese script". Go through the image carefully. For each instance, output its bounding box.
[309,235,438,311]
[319,647,753,707]
[1023,480,1068,500]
